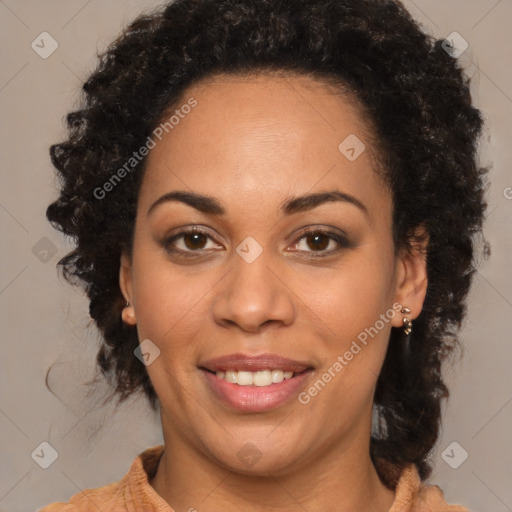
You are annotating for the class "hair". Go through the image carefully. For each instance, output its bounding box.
[46,0,489,485]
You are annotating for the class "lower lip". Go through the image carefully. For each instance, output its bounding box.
[201,369,313,413]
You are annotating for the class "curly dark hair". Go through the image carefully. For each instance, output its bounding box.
[46,0,489,485]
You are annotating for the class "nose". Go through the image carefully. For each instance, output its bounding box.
[212,246,296,333]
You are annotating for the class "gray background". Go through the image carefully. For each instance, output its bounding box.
[1,1,511,511]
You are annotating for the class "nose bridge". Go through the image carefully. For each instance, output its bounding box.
[212,237,295,331]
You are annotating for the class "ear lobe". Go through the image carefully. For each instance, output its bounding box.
[392,225,429,328]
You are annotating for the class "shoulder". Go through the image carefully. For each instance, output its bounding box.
[36,445,166,512]
[36,480,121,512]
[391,464,470,512]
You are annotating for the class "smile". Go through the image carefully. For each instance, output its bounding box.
[200,367,313,412]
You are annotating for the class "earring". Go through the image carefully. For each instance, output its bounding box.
[122,300,136,324]
[401,307,412,335]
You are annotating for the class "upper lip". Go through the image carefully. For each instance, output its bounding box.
[199,353,313,373]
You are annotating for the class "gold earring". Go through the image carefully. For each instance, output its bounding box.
[401,307,412,335]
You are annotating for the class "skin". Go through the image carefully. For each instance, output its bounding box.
[119,72,428,511]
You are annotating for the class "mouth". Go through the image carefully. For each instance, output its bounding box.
[198,353,314,412]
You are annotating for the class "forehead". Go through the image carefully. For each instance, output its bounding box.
[138,72,390,220]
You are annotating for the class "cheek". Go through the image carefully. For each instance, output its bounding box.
[130,247,211,356]
[301,251,395,341]
[295,248,396,410]
[130,256,209,407]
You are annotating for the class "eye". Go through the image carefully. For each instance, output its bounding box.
[162,228,222,258]
[289,229,350,258]
[161,226,350,259]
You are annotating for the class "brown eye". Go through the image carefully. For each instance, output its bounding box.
[304,232,330,251]
[290,229,350,258]
[161,228,222,258]
[182,232,208,250]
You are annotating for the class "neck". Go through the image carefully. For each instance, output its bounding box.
[150,416,395,511]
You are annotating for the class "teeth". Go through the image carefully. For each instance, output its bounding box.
[215,369,296,386]
[237,371,254,386]
[271,369,284,384]
[225,370,237,384]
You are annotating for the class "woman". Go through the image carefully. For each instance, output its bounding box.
[39,0,488,510]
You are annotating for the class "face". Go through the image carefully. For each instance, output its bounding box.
[120,72,427,475]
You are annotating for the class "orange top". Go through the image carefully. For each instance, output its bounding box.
[37,445,469,512]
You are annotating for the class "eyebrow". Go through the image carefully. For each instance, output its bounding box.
[147,189,368,217]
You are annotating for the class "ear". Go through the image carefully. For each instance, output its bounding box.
[391,225,429,328]
[119,250,136,325]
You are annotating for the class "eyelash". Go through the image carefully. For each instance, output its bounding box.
[161,227,350,259]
